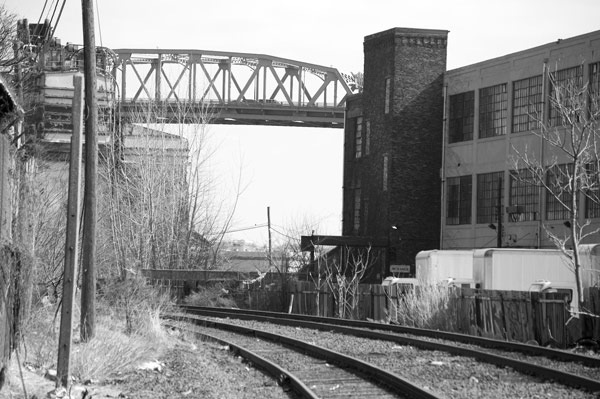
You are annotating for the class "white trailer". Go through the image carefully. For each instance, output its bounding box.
[472,247,600,314]
[415,250,475,288]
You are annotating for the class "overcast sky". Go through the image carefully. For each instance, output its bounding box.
[6,0,600,245]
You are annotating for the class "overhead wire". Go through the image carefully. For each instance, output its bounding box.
[48,0,67,43]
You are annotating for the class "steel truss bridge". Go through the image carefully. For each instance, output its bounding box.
[112,49,358,128]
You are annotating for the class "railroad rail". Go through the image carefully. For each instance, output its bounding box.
[165,313,439,399]
[179,305,600,394]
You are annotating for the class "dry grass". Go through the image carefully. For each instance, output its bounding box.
[182,284,238,308]
[388,284,457,330]
[20,281,175,384]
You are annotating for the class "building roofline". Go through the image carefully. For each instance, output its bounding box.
[447,29,600,74]
[364,27,449,42]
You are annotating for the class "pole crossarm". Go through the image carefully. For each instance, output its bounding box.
[113,49,356,128]
[300,235,389,252]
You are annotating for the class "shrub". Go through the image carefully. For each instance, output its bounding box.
[387,284,456,330]
[182,283,238,308]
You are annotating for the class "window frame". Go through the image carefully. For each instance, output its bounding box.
[476,172,504,224]
[355,116,363,158]
[448,91,475,143]
[512,75,544,133]
[479,83,508,138]
[545,163,575,221]
[446,175,472,225]
[508,169,539,222]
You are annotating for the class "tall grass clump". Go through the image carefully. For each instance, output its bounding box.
[20,277,176,384]
[387,284,457,331]
[182,283,238,308]
[70,324,161,383]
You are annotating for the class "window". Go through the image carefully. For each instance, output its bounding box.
[477,172,503,224]
[549,66,583,126]
[355,117,363,158]
[448,91,474,143]
[362,197,369,234]
[446,175,472,225]
[382,154,389,191]
[546,163,575,220]
[385,78,391,114]
[479,83,507,138]
[365,120,371,155]
[512,75,543,133]
[353,180,361,233]
[509,169,538,221]
[589,62,600,115]
[585,163,600,218]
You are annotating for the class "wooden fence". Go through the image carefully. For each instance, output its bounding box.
[283,282,599,347]
[142,268,600,347]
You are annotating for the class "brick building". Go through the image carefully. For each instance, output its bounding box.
[344,27,600,282]
[342,28,449,282]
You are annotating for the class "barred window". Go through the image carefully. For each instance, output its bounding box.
[512,75,543,133]
[353,182,361,234]
[590,62,600,115]
[585,163,600,218]
[385,78,391,114]
[479,83,507,138]
[477,172,503,224]
[549,66,583,127]
[355,117,363,158]
[447,176,472,225]
[449,91,474,143]
[509,169,538,222]
[546,164,575,220]
[365,120,371,155]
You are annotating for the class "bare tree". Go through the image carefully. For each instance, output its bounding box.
[99,100,246,279]
[321,246,375,319]
[510,65,600,315]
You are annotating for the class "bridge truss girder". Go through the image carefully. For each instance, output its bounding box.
[113,49,355,128]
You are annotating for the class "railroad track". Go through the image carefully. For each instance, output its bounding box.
[165,314,438,399]
[176,305,600,397]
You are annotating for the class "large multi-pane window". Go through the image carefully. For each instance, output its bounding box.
[549,66,583,126]
[384,78,391,114]
[477,172,503,224]
[479,83,507,138]
[448,91,474,143]
[512,75,543,133]
[446,175,472,225]
[355,117,363,158]
[546,163,575,220]
[585,163,600,218]
[509,169,539,222]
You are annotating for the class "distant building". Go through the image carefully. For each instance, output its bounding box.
[343,27,600,282]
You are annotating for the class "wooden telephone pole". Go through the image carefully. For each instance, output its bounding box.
[80,0,98,341]
[56,74,84,388]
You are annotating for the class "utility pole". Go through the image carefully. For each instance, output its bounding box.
[267,206,272,266]
[80,0,98,342]
[57,74,84,389]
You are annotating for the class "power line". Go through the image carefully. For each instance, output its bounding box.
[224,223,268,234]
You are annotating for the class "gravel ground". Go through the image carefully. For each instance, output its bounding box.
[200,317,600,399]
[104,337,294,399]
[3,334,295,399]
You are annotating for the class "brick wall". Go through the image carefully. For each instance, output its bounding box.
[343,28,448,280]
